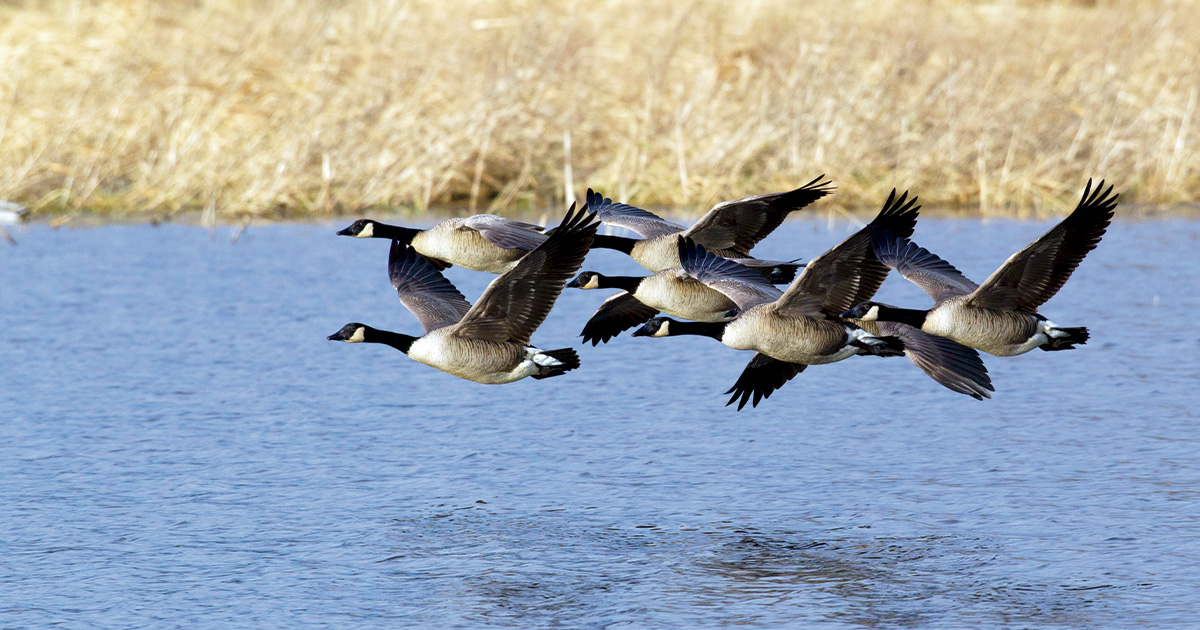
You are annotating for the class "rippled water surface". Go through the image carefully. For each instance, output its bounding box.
[2,216,1198,628]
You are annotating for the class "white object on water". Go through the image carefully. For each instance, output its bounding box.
[0,201,28,225]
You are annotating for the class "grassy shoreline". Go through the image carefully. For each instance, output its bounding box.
[2,1,1197,219]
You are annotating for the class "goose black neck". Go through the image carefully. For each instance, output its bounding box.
[877,305,928,329]
[366,327,417,354]
[372,223,420,243]
[669,320,727,340]
[591,234,637,254]
[599,275,644,292]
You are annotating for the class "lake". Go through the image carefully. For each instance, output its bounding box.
[1,215,1197,628]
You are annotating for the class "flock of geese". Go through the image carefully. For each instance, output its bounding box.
[328,177,1118,409]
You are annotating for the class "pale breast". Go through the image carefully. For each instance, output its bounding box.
[925,298,1041,355]
[723,308,850,364]
[411,222,523,273]
[407,332,527,384]
[636,271,735,321]
[629,235,683,271]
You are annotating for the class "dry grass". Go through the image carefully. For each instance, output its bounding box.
[0,0,1197,219]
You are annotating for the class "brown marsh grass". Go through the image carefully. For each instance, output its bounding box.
[0,0,1197,219]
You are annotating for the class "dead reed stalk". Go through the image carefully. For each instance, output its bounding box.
[0,0,1196,218]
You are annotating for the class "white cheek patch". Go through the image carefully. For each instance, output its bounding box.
[653,321,671,337]
[864,305,880,321]
[348,327,366,342]
[356,223,374,238]
[583,275,600,290]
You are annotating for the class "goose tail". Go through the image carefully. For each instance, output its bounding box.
[1041,326,1088,351]
[530,348,581,379]
[853,335,906,357]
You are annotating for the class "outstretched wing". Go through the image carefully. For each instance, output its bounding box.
[678,237,782,310]
[388,241,472,332]
[462,215,548,250]
[589,188,685,239]
[724,353,807,411]
[776,189,920,317]
[870,321,994,400]
[684,175,835,256]
[579,293,661,346]
[870,227,978,303]
[453,204,600,345]
[968,179,1117,312]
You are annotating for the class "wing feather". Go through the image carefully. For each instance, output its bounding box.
[387,241,472,332]
[869,227,978,303]
[776,189,921,316]
[683,175,835,256]
[871,321,994,400]
[462,215,548,250]
[579,293,661,346]
[452,203,600,344]
[724,353,807,410]
[968,179,1117,311]
[677,237,782,310]
[589,188,684,239]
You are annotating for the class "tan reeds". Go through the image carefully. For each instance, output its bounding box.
[0,0,1196,219]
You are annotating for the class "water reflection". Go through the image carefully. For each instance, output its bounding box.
[379,504,1119,627]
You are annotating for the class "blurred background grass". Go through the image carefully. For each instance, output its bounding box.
[0,0,1196,219]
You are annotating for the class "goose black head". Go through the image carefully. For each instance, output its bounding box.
[632,317,674,338]
[336,219,376,238]
[327,323,368,342]
[565,271,603,290]
[841,302,882,321]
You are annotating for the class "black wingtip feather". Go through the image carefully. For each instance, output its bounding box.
[871,188,921,240]
[723,354,806,410]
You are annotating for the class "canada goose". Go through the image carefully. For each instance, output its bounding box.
[631,191,993,408]
[328,204,598,383]
[336,214,548,273]
[842,180,1117,357]
[720,319,994,409]
[586,175,833,278]
[564,258,740,346]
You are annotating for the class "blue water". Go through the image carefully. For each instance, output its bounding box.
[1,216,1198,628]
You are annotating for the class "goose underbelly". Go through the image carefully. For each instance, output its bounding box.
[407,336,531,384]
[411,227,523,274]
[722,312,853,364]
[924,302,1042,357]
[635,273,734,322]
[629,236,683,272]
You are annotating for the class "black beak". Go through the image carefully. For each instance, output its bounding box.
[631,325,651,337]
[565,278,582,289]
[327,334,342,341]
[336,226,355,236]
[839,310,854,319]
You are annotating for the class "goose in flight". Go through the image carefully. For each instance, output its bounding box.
[565,264,741,346]
[842,180,1117,357]
[328,204,599,383]
[586,175,833,278]
[336,214,549,274]
[631,191,993,408]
